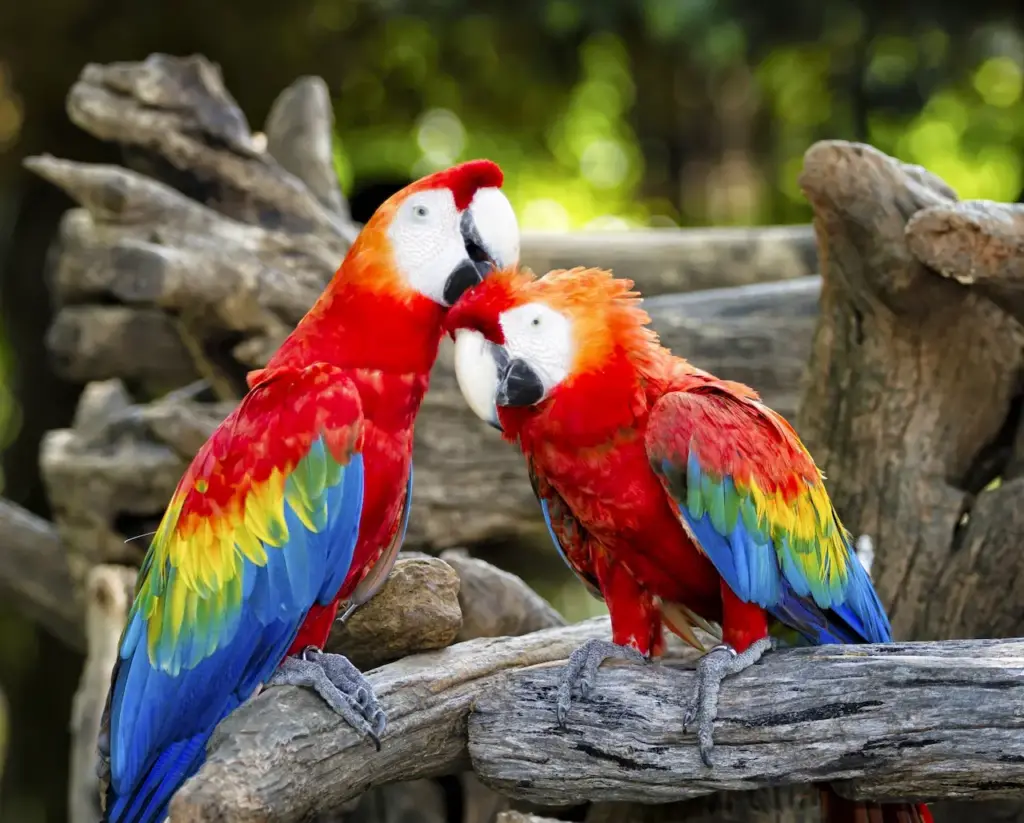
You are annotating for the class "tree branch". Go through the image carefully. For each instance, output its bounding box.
[0,497,83,649]
[69,565,137,823]
[170,628,1024,822]
[520,225,817,296]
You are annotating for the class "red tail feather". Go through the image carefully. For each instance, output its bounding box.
[820,787,932,823]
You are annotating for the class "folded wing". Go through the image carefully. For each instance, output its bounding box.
[103,363,365,823]
[646,387,891,647]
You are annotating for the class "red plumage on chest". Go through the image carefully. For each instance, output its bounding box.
[518,403,724,657]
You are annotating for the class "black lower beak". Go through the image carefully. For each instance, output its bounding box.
[496,359,545,408]
[443,260,492,306]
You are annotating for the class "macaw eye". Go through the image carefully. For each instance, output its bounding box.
[531,316,541,327]
[412,204,430,220]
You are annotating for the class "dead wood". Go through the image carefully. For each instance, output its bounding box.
[796,140,1024,823]
[327,553,463,671]
[168,623,1024,823]
[68,564,136,823]
[0,496,83,650]
[796,140,1024,641]
[520,225,817,296]
[906,200,1024,325]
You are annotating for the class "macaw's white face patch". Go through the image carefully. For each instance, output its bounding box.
[387,185,521,307]
[498,302,574,397]
[388,188,466,305]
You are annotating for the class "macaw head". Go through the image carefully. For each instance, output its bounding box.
[446,266,657,432]
[347,159,520,308]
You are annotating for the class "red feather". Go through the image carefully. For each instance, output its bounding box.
[426,158,504,209]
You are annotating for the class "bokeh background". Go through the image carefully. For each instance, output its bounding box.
[2,1,1024,819]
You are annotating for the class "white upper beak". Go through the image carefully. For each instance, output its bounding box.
[453,328,502,430]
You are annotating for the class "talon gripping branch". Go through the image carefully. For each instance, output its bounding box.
[448,266,931,823]
[98,161,520,823]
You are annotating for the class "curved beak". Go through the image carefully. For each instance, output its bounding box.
[453,329,505,430]
[443,187,519,307]
[495,359,544,408]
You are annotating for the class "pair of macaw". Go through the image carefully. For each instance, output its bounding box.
[100,161,929,823]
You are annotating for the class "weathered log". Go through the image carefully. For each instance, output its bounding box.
[68,564,136,823]
[0,496,83,650]
[68,55,355,242]
[795,141,1024,641]
[39,277,819,577]
[47,305,198,387]
[796,141,1024,823]
[262,76,350,223]
[520,225,817,296]
[169,621,1024,822]
[906,200,1024,326]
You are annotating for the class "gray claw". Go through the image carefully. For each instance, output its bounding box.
[268,646,387,748]
[685,637,774,767]
[556,638,647,726]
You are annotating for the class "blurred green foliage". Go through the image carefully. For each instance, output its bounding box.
[314,3,1024,229]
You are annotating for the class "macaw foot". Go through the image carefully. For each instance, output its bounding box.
[267,646,387,749]
[555,638,647,726]
[684,636,775,767]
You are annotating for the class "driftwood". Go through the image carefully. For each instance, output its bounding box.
[795,141,1024,642]
[326,553,462,671]
[69,565,137,823]
[792,142,1024,823]
[521,225,817,296]
[169,620,1024,823]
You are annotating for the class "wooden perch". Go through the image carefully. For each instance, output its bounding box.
[51,546,556,822]
[795,140,1024,823]
[327,553,463,670]
[169,622,1024,822]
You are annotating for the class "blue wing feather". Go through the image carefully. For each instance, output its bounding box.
[647,391,892,649]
